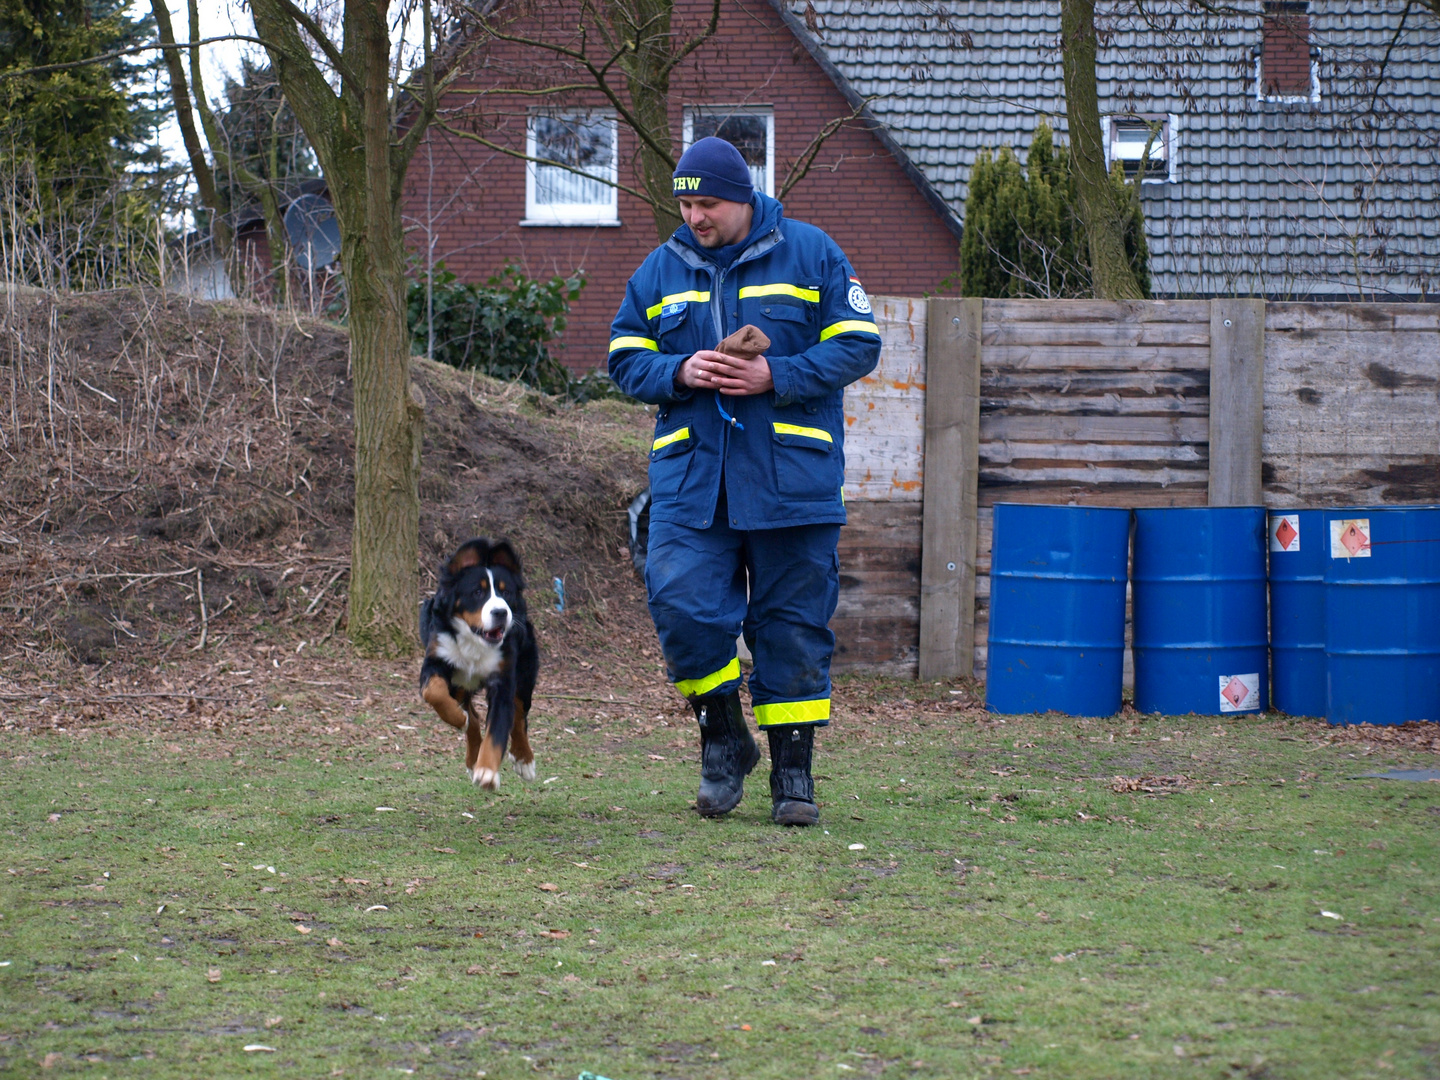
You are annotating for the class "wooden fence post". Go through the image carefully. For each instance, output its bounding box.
[1209,298,1266,505]
[918,297,981,680]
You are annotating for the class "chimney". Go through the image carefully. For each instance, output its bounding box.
[1262,1,1313,98]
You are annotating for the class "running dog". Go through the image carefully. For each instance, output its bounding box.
[419,538,539,789]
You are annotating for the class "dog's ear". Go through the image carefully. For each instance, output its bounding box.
[445,538,490,579]
[487,541,522,578]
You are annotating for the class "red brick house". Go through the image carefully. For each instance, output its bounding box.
[401,0,962,372]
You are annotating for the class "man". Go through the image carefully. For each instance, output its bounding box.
[608,137,881,825]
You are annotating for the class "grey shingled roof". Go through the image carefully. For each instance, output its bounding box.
[778,0,1440,299]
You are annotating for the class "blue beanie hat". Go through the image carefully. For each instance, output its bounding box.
[672,137,754,202]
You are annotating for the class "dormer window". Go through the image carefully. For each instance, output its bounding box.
[1102,114,1176,183]
[1258,1,1320,103]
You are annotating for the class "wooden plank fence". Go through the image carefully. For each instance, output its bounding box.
[831,297,1440,681]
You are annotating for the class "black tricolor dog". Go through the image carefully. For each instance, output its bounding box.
[419,539,539,789]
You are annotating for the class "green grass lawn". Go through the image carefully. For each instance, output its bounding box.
[2,686,1437,1079]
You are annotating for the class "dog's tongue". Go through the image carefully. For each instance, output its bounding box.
[482,626,504,643]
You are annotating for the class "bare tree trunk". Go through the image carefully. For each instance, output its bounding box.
[149,0,232,255]
[249,0,427,657]
[1060,0,1143,300]
[604,0,682,240]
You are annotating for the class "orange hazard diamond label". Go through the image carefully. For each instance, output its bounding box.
[1270,515,1299,552]
[1329,518,1372,559]
[1219,674,1259,713]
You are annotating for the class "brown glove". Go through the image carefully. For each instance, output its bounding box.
[715,324,771,361]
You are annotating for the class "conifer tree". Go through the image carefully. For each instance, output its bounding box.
[960,119,1148,299]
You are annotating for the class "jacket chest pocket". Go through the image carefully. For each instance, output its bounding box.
[656,303,695,349]
[771,422,840,502]
[650,425,696,504]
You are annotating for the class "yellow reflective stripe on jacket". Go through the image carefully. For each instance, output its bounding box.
[645,291,711,320]
[609,336,659,352]
[772,422,833,444]
[738,283,821,303]
[754,698,830,726]
[675,657,740,698]
[652,427,691,452]
[818,320,881,342]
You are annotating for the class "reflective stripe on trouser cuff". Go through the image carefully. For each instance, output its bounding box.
[675,657,740,698]
[754,698,830,726]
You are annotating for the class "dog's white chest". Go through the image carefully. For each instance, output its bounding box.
[436,624,502,691]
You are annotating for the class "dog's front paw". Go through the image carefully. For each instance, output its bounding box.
[470,766,499,790]
[508,753,537,782]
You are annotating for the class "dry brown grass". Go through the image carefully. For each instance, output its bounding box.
[0,285,657,731]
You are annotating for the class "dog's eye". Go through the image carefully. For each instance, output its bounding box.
[497,582,505,591]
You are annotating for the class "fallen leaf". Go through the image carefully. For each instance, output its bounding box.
[740,1024,751,1031]
[294,924,312,934]
[537,882,559,892]
[365,905,388,912]
[848,843,866,851]
[375,806,397,812]
[264,1016,283,1029]
[432,847,456,854]
[46,813,60,823]
[41,1052,61,1069]
[326,938,342,948]
[967,1016,983,1026]
[1320,910,1343,920]
[541,929,570,939]
[466,965,484,975]
[242,1044,275,1053]
[206,967,222,982]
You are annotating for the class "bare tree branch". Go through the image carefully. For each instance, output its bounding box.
[435,120,656,207]
[0,35,267,81]
[776,98,874,201]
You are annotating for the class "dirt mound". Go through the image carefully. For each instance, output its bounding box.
[0,286,654,688]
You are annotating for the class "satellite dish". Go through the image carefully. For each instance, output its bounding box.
[283,193,341,271]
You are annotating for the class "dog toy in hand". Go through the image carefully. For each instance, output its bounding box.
[715,324,770,360]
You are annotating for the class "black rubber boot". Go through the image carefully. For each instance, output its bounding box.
[767,725,820,826]
[692,689,760,817]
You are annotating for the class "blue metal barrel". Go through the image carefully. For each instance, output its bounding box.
[1133,507,1268,715]
[985,504,1131,718]
[1324,506,1440,725]
[1268,509,1327,717]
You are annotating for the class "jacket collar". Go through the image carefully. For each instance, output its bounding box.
[665,193,785,272]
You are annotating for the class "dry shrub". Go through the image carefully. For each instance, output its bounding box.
[0,286,651,667]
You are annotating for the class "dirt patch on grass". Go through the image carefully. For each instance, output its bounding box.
[0,287,660,732]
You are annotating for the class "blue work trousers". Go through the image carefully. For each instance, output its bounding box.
[645,507,839,727]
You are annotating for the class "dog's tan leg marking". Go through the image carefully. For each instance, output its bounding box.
[463,700,485,778]
[422,674,466,729]
[507,700,537,781]
[472,730,504,790]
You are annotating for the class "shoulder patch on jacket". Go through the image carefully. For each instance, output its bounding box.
[847,283,872,315]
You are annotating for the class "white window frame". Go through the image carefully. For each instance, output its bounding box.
[1100,113,1179,184]
[522,111,620,227]
[681,107,775,197]
[1255,52,1322,104]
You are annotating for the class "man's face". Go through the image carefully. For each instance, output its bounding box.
[678,196,753,249]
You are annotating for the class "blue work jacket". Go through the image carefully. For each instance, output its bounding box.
[608,193,882,531]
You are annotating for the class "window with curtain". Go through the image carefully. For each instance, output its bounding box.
[682,109,774,197]
[525,112,619,224]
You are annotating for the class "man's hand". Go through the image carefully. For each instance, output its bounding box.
[676,349,774,396]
